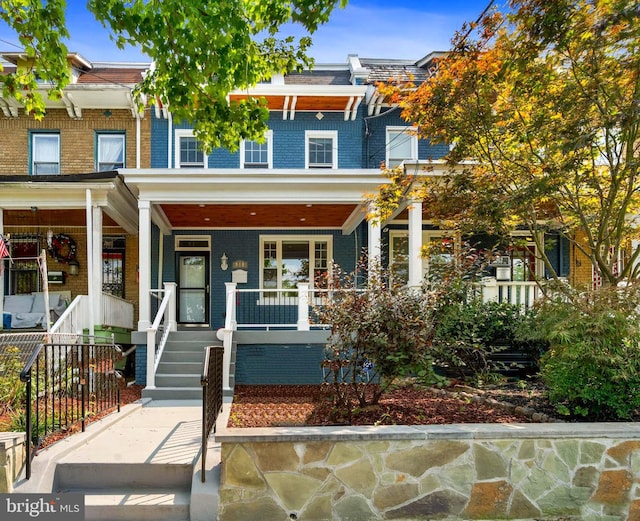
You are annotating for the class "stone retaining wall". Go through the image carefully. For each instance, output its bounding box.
[215,423,640,521]
[0,432,26,493]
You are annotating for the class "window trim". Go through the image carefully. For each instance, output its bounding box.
[385,126,418,169]
[389,230,458,282]
[259,235,333,299]
[175,129,207,168]
[30,131,60,175]
[240,130,273,169]
[305,130,338,169]
[96,131,126,171]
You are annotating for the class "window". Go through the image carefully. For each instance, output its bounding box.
[8,235,43,294]
[389,230,457,284]
[241,131,272,168]
[305,131,337,169]
[32,133,60,175]
[261,236,331,294]
[175,130,206,168]
[386,127,417,168]
[97,133,125,171]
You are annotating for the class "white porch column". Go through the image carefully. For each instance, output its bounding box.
[367,206,382,276]
[91,205,103,331]
[138,200,152,330]
[85,190,95,337]
[408,200,423,289]
[297,282,310,331]
[0,209,4,327]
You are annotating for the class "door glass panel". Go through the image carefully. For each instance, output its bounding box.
[178,255,208,323]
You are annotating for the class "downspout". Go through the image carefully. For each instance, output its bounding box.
[136,112,141,169]
[167,112,173,168]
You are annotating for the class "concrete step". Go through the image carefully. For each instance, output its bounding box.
[161,351,205,363]
[66,489,190,521]
[54,462,192,490]
[155,374,201,388]
[163,341,212,352]
[142,387,203,400]
[168,331,220,342]
[157,361,203,374]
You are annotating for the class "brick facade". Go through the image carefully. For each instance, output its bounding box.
[0,108,151,175]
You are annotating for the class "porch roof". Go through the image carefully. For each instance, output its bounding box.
[0,173,139,234]
[120,168,385,234]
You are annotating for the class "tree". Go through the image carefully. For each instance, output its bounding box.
[0,0,346,151]
[373,0,640,287]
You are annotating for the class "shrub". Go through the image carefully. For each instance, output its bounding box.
[527,285,640,420]
[0,346,26,415]
[314,259,439,423]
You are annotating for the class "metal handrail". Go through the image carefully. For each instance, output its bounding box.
[200,344,224,483]
[19,341,122,480]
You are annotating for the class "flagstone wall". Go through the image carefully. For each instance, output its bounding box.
[216,423,640,521]
[0,432,25,493]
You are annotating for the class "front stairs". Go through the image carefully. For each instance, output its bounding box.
[142,330,228,401]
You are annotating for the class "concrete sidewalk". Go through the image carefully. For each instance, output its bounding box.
[13,398,223,521]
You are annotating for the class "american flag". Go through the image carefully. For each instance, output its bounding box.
[0,235,9,260]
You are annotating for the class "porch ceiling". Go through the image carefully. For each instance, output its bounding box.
[160,203,361,228]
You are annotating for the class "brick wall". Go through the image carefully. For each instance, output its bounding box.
[0,108,151,175]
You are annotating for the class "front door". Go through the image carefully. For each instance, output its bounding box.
[177,253,210,325]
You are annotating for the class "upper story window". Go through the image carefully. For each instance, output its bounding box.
[175,130,206,168]
[386,126,417,169]
[305,130,337,169]
[97,133,125,171]
[240,130,272,168]
[261,235,332,293]
[31,132,60,175]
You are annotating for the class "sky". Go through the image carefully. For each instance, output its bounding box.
[1,0,499,64]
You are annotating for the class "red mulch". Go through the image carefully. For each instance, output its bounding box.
[228,383,540,428]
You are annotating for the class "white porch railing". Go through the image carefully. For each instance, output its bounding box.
[49,292,136,337]
[101,293,135,330]
[145,282,177,389]
[223,279,543,332]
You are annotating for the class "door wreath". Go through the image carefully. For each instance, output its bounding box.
[48,234,78,264]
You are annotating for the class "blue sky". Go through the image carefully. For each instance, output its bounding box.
[1,0,499,63]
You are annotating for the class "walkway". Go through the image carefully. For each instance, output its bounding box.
[13,397,228,521]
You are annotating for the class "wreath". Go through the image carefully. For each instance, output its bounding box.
[48,234,78,264]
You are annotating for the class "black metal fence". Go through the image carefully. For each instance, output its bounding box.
[200,344,224,483]
[19,342,122,480]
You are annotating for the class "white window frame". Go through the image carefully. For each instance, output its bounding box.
[305,130,338,169]
[240,130,273,169]
[97,133,125,171]
[386,126,418,169]
[259,235,333,301]
[32,132,60,175]
[175,129,207,168]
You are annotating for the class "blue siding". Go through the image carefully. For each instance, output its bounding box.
[135,345,146,385]
[235,344,325,384]
[365,110,449,168]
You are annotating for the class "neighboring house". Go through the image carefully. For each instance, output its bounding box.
[0,51,576,391]
[0,52,148,342]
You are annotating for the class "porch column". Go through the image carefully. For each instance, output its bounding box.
[408,200,423,289]
[138,200,152,330]
[367,205,382,275]
[91,205,103,332]
[86,190,95,337]
[0,209,4,326]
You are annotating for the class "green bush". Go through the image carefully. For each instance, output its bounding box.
[526,285,640,420]
[0,347,26,416]
[314,259,440,422]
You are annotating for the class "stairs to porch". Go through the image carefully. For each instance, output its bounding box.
[142,330,233,401]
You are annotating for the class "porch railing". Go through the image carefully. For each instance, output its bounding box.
[101,293,135,330]
[19,341,122,480]
[224,279,543,331]
[200,344,223,483]
[146,282,177,388]
[49,292,135,337]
